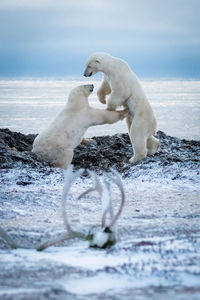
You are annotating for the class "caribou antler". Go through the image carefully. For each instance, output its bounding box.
[107,169,125,229]
[1,167,125,251]
[78,170,102,199]
[101,180,114,228]
[77,169,125,231]
[38,166,86,251]
[85,169,125,249]
[62,165,83,234]
[89,179,116,248]
[78,171,113,228]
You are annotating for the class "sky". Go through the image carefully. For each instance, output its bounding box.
[0,0,200,78]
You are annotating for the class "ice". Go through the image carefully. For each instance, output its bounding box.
[0,79,200,140]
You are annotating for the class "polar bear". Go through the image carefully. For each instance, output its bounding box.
[32,84,127,169]
[83,52,160,164]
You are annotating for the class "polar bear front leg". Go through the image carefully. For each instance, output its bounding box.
[106,92,124,111]
[81,138,93,145]
[97,79,111,104]
[89,108,127,126]
[129,118,148,164]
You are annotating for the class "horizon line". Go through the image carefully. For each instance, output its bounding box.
[0,76,200,81]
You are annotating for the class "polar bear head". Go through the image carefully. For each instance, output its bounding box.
[83,52,113,77]
[69,84,94,99]
[67,84,94,108]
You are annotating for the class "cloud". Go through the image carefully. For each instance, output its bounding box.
[0,0,200,77]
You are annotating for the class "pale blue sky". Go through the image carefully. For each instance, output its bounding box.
[0,0,200,78]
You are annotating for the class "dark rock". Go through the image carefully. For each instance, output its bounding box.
[0,128,199,172]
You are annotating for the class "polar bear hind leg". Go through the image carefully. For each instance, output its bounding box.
[129,119,148,164]
[126,113,133,132]
[147,136,160,155]
[52,149,74,169]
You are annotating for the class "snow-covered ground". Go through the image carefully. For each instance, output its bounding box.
[0,162,200,300]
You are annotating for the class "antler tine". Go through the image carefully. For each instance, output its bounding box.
[62,165,83,234]
[101,180,112,228]
[107,170,125,229]
[78,171,103,199]
[38,166,85,251]
[106,179,115,224]
[93,172,103,195]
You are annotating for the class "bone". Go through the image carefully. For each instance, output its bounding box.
[101,180,115,228]
[78,170,102,199]
[2,166,125,251]
[62,165,84,234]
[107,169,125,229]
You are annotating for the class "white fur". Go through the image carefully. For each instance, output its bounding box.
[84,52,160,164]
[32,84,126,169]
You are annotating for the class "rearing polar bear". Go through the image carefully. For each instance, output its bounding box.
[84,52,160,164]
[32,84,127,169]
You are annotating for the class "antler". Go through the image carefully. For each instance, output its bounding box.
[78,171,102,199]
[78,170,124,230]
[101,180,114,228]
[38,168,125,251]
[38,166,86,251]
[89,171,125,249]
[107,169,125,229]
[1,167,125,252]
[62,165,83,234]
[77,172,114,229]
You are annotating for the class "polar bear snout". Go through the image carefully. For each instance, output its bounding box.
[83,67,93,77]
[89,84,94,92]
[84,84,94,92]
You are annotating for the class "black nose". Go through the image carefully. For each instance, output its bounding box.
[83,73,87,77]
[90,84,94,92]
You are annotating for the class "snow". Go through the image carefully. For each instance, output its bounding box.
[0,163,200,299]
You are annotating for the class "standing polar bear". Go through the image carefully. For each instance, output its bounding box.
[32,84,127,169]
[84,52,160,164]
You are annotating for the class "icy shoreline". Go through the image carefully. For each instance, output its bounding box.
[0,129,200,299]
[0,128,200,172]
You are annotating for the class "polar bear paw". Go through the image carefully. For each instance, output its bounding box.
[147,137,160,155]
[129,154,146,165]
[98,94,106,104]
[118,108,129,120]
[81,138,93,145]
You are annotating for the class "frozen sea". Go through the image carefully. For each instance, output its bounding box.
[0,79,200,140]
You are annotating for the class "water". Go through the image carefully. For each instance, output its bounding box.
[0,79,199,140]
